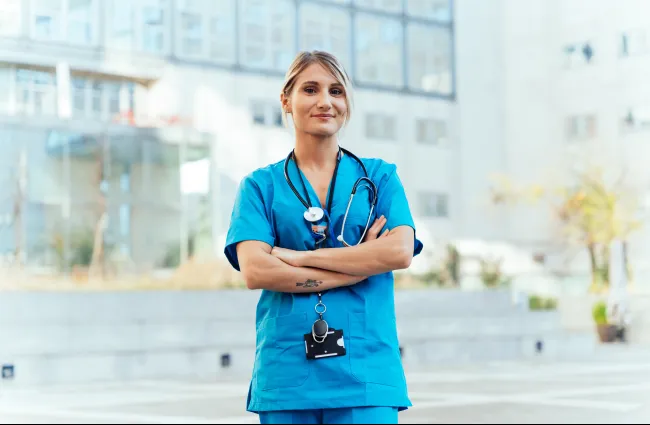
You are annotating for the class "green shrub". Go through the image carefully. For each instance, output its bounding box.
[592,300,608,325]
[529,295,559,311]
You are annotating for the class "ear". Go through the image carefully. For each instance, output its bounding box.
[280,92,292,114]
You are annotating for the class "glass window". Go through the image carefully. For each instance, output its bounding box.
[180,12,202,56]
[0,67,11,114]
[355,0,402,13]
[419,192,449,218]
[0,0,23,36]
[141,0,168,54]
[355,14,403,87]
[406,0,451,22]
[239,0,296,71]
[174,0,236,63]
[566,115,597,140]
[366,113,396,140]
[106,83,121,118]
[300,4,351,69]
[416,118,448,145]
[33,0,63,41]
[72,77,87,117]
[15,69,57,116]
[91,81,103,118]
[408,24,453,95]
[107,0,135,50]
[208,1,236,63]
[67,0,93,45]
[251,101,266,125]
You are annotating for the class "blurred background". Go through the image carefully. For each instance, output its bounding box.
[0,0,649,423]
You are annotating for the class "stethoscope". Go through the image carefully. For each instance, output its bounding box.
[283,146,378,247]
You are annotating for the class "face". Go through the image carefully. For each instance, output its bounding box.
[281,63,348,138]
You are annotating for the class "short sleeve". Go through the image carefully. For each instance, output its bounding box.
[224,174,275,271]
[375,163,423,257]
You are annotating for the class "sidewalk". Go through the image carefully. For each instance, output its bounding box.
[1,345,649,424]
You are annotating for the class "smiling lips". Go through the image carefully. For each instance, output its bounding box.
[313,114,334,120]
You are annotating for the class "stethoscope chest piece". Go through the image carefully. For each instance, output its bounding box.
[304,206,324,223]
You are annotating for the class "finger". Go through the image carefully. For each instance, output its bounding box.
[367,217,383,236]
[372,215,385,229]
[372,216,386,232]
[380,229,390,238]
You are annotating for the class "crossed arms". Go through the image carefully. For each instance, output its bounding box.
[236,215,415,293]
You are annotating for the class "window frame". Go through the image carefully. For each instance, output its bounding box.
[30,0,100,46]
[238,0,296,72]
[565,114,597,141]
[416,117,448,145]
[418,191,449,218]
[354,12,405,89]
[365,112,397,141]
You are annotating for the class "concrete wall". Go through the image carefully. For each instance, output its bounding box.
[0,289,600,386]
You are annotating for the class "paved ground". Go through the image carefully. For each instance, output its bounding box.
[1,349,649,424]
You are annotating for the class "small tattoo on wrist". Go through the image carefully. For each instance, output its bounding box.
[297,279,322,288]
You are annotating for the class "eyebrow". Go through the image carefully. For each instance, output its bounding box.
[300,80,344,87]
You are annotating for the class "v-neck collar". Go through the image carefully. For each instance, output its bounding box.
[291,148,343,214]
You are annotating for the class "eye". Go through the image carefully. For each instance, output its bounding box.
[304,86,317,94]
[331,88,344,96]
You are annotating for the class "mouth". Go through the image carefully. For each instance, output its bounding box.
[313,114,334,120]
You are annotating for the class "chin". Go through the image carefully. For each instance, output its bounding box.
[307,125,341,138]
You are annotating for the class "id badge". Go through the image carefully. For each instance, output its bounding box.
[304,329,346,360]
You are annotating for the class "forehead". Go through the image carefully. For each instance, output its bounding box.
[295,63,342,86]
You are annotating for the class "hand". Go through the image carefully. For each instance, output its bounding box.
[271,247,306,268]
[362,215,390,243]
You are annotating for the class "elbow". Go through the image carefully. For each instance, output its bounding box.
[397,252,413,270]
[392,245,413,270]
[241,267,261,290]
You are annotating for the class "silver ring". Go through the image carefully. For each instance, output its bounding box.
[315,302,327,315]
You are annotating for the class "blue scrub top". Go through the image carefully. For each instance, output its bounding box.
[224,153,423,413]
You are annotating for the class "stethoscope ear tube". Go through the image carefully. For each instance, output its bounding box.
[351,177,378,206]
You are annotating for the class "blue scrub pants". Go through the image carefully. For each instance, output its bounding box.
[259,407,398,424]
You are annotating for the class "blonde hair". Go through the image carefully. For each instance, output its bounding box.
[281,51,354,128]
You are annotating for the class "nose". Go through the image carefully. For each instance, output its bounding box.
[316,91,333,110]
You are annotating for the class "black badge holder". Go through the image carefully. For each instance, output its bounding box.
[304,292,346,360]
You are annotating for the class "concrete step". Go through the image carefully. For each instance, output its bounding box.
[401,330,598,366]
[397,311,562,341]
[0,321,256,356]
[0,291,260,325]
[395,289,520,318]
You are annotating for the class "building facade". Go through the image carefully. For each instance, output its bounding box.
[456,0,650,289]
[0,0,457,274]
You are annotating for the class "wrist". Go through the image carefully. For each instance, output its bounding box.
[301,249,315,268]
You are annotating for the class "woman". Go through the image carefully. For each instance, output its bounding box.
[224,51,423,425]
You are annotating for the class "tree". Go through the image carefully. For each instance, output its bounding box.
[490,165,642,293]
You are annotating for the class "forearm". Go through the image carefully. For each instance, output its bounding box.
[304,234,412,276]
[246,253,365,293]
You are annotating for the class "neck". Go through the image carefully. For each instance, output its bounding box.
[293,133,339,171]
